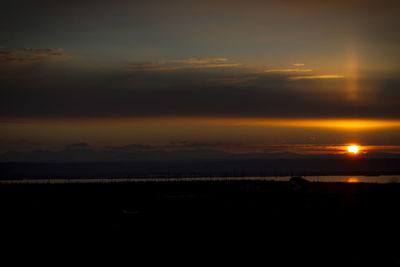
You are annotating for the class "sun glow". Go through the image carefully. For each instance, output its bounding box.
[348,145,359,154]
[347,177,360,183]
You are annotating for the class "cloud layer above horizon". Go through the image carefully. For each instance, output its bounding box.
[1,58,399,120]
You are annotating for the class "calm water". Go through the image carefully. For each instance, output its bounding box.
[0,175,399,184]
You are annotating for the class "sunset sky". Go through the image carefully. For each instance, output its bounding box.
[1,0,400,156]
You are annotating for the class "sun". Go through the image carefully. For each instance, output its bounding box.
[348,145,359,154]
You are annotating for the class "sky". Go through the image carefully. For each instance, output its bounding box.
[1,0,400,156]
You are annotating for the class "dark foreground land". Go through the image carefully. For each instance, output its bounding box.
[1,180,400,265]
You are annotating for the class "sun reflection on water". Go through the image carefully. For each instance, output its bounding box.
[347,177,360,183]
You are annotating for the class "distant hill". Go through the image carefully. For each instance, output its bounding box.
[1,148,400,178]
[1,146,400,163]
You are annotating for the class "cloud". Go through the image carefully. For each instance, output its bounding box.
[0,47,70,64]
[265,64,346,81]
[265,63,311,73]
[1,59,400,120]
[0,46,7,49]
[1,79,398,120]
[289,75,345,80]
[126,57,239,72]
[265,68,312,73]
[170,58,228,64]
[207,76,257,85]
[125,63,183,72]
[199,63,239,68]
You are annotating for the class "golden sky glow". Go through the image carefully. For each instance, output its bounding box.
[3,117,400,153]
[6,118,400,136]
[90,118,400,130]
[289,75,345,80]
[25,117,400,130]
[218,118,400,129]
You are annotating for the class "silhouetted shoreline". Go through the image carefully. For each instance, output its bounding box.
[1,179,399,264]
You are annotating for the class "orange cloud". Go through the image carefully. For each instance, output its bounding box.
[197,63,239,68]
[289,75,345,80]
[126,57,239,72]
[0,48,70,64]
[265,68,312,73]
[170,58,228,64]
